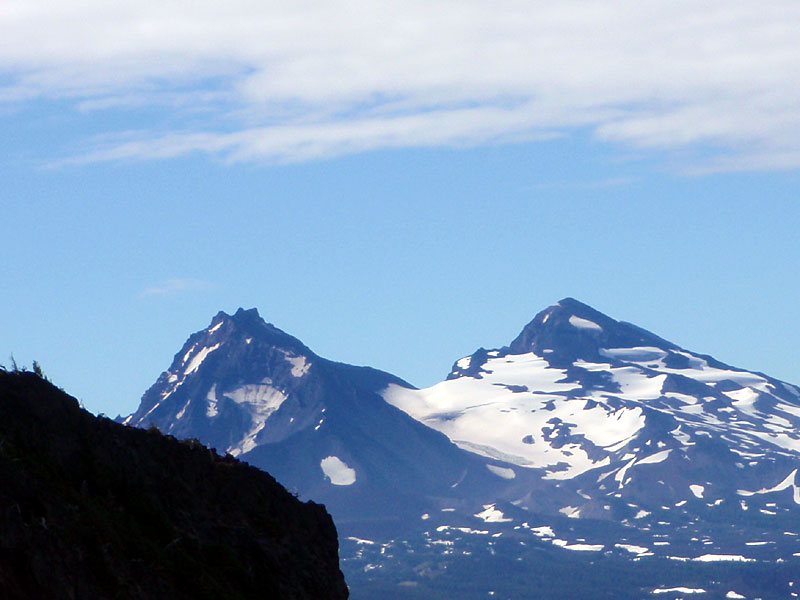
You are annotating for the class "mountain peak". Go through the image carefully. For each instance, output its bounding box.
[233,306,261,320]
[211,307,261,326]
[126,308,317,450]
[508,298,677,362]
[543,297,615,325]
[553,296,594,310]
[205,308,308,353]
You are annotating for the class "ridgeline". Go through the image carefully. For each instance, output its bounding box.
[0,370,348,600]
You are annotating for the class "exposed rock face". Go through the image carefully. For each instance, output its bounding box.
[0,370,348,600]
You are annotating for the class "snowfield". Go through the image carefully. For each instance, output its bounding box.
[382,340,800,489]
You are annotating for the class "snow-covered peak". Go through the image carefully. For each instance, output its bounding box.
[507,297,677,364]
[384,298,800,541]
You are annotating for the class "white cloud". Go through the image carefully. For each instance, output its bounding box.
[3,0,800,170]
[140,278,213,297]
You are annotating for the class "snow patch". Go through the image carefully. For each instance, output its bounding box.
[652,587,706,595]
[487,464,516,479]
[475,504,513,523]
[224,384,288,456]
[208,321,223,334]
[689,484,705,499]
[615,456,637,488]
[637,449,672,466]
[569,315,603,332]
[530,526,554,538]
[184,343,221,375]
[182,343,197,364]
[281,350,311,377]
[692,554,754,562]
[176,398,191,420]
[737,469,800,504]
[141,400,163,420]
[600,347,666,362]
[320,456,356,485]
[615,543,650,555]
[224,384,286,409]
[559,542,604,552]
[206,384,218,417]
[456,356,471,370]
[559,506,581,518]
[436,525,488,535]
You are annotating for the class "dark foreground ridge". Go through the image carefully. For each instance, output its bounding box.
[0,370,348,600]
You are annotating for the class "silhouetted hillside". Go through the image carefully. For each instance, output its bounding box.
[0,370,348,600]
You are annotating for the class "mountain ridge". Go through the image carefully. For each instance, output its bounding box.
[0,369,348,600]
[124,299,800,597]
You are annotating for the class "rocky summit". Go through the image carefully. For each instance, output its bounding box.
[124,307,508,533]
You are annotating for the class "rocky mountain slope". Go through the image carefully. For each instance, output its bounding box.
[124,308,509,532]
[0,370,348,600]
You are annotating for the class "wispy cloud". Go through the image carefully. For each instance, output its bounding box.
[140,278,213,298]
[59,105,570,167]
[4,1,800,171]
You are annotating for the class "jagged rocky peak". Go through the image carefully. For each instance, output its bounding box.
[123,308,317,438]
[508,297,677,363]
[166,307,315,382]
[204,307,310,353]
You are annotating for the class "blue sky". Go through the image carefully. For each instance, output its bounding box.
[2,2,799,417]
